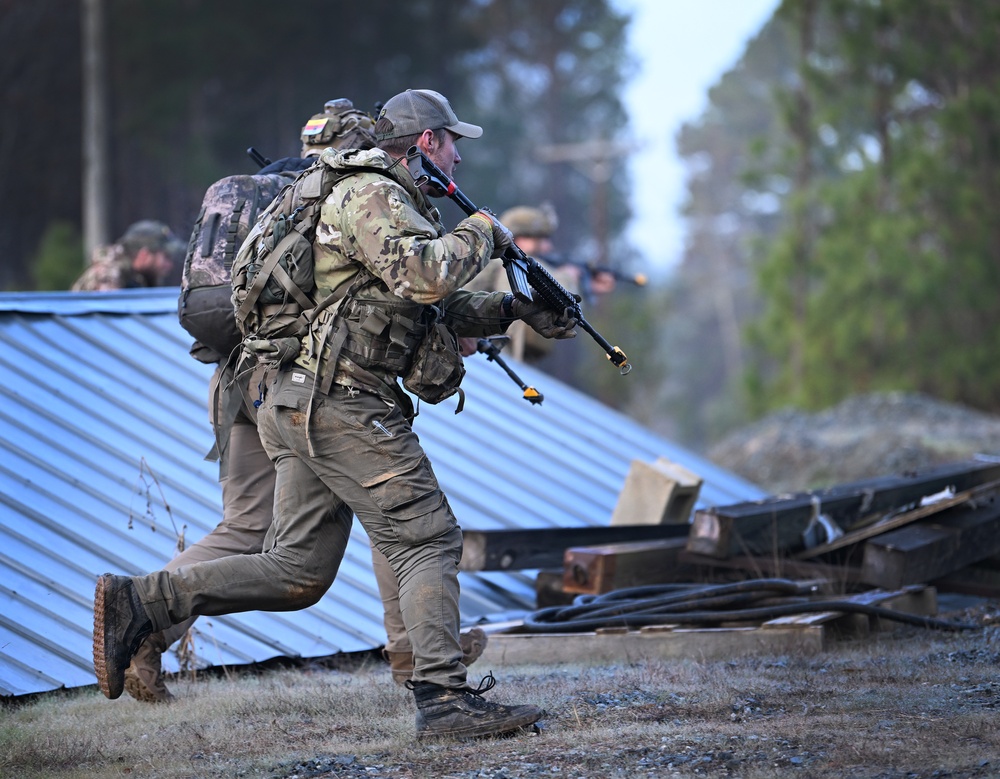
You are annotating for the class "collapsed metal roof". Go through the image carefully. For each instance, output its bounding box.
[0,289,765,697]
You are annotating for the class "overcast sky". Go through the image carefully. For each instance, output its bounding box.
[614,0,781,277]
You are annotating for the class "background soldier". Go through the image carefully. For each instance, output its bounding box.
[72,220,185,291]
[464,203,614,363]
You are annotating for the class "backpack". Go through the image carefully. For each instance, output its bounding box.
[178,172,292,360]
[231,153,467,408]
[231,160,354,344]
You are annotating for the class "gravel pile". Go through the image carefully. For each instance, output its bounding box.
[706,391,1000,493]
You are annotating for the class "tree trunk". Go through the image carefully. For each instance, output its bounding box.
[81,0,111,257]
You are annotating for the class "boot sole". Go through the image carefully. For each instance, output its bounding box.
[418,707,542,740]
[123,666,174,704]
[93,574,120,699]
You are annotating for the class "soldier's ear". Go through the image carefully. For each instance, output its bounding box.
[416,129,437,154]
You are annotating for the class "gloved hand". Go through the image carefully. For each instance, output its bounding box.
[467,210,514,258]
[508,295,579,340]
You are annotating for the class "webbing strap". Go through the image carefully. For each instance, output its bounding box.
[236,202,320,326]
[199,211,221,259]
[269,260,315,311]
[223,195,248,270]
[180,206,206,307]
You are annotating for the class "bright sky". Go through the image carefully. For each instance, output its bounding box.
[615,0,781,277]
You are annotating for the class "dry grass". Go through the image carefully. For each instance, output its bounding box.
[3,614,1000,779]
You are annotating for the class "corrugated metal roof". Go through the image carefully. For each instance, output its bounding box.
[0,288,765,697]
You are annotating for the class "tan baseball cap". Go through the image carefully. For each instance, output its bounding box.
[376,89,482,141]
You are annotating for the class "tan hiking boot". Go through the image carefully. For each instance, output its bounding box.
[93,573,153,700]
[124,632,175,703]
[409,673,542,740]
[385,627,489,685]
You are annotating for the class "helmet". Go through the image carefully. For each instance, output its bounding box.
[119,220,185,262]
[498,203,558,238]
[300,98,377,156]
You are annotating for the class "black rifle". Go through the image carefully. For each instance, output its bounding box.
[536,252,647,305]
[406,147,631,375]
[476,336,543,405]
[247,147,272,170]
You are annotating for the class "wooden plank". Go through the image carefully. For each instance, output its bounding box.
[762,585,937,638]
[860,500,1000,589]
[562,538,689,595]
[687,460,1000,559]
[610,458,703,526]
[460,524,690,571]
[477,623,825,666]
[477,585,936,666]
[794,480,1000,560]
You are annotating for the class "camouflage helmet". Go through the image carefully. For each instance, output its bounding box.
[499,203,558,238]
[300,98,377,156]
[119,220,185,263]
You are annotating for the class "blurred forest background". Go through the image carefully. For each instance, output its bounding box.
[3,0,1000,455]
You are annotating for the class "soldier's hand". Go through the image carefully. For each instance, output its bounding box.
[509,296,578,340]
[468,210,513,258]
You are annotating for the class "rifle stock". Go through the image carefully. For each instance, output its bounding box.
[406,147,631,374]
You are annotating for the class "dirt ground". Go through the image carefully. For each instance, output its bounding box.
[5,391,1000,778]
[3,595,998,779]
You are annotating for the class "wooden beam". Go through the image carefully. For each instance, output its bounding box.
[562,538,689,595]
[535,570,576,607]
[687,460,1000,559]
[860,499,1000,589]
[795,480,1000,560]
[610,458,703,526]
[460,524,690,571]
[931,557,1000,599]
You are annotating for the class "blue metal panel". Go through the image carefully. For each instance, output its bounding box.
[0,289,764,697]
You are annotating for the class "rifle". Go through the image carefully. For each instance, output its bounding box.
[406,147,631,375]
[476,336,543,405]
[247,147,272,170]
[539,254,647,288]
[536,253,647,305]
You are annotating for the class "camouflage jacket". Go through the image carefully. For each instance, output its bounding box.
[294,148,510,388]
[71,244,146,291]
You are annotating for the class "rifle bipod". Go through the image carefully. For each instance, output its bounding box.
[477,336,543,405]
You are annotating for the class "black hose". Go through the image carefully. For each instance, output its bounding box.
[522,578,980,633]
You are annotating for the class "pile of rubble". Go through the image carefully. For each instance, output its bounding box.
[706,391,1000,494]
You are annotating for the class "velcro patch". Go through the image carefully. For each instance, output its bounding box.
[302,118,328,137]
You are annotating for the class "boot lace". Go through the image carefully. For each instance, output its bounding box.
[468,672,496,696]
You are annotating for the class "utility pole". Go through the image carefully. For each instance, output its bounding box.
[82,0,111,258]
[536,139,640,268]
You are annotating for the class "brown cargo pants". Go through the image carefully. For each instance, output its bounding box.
[133,367,466,689]
[143,363,404,657]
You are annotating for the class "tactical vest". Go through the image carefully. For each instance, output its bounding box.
[236,149,465,411]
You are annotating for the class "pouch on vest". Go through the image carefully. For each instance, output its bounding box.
[402,319,465,404]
